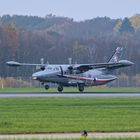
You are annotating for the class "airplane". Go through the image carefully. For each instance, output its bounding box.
[6,47,134,92]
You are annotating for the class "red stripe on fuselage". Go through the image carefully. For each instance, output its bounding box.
[67,76,115,83]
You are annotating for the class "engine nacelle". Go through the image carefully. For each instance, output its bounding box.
[67,66,81,74]
[40,66,45,71]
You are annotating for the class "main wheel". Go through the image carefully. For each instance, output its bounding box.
[45,85,49,90]
[78,85,84,92]
[57,85,63,92]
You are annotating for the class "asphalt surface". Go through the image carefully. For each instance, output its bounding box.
[0,132,140,139]
[0,92,140,98]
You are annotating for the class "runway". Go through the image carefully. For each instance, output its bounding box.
[0,132,140,139]
[0,92,140,98]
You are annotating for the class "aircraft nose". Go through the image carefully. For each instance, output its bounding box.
[32,73,37,80]
[32,73,38,80]
[32,71,44,80]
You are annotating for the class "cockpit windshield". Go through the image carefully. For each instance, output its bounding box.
[46,66,60,71]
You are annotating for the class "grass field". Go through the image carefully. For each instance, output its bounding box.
[0,87,140,92]
[0,97,140,134]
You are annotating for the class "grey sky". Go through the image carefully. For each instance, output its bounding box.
[0,0,140,21]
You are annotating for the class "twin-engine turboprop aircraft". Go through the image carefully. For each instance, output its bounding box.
[6,47,134,92]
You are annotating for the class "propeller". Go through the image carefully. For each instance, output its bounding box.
[68,66,73,74]
[67,65,81,74]
[40,66,45,71]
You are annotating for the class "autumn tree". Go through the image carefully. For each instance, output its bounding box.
[119,18,134,33]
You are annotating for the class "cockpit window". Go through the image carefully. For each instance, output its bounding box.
[47,67,60,71]
[47,67,52,70]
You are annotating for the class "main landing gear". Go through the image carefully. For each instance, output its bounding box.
[57,84,84,92]
[57,85,63,92]
[44,84,63,92]
[44,84,49,90]
[78,84,84,92]
[44,84,84,92]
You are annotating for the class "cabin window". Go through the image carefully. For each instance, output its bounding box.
[47,67,52,70]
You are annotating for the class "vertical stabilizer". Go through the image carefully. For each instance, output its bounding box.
[108,47,124,63]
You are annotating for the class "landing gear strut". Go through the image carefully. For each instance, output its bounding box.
[57,85,63,92]
[78,84,84,92]
[44,84,49,90]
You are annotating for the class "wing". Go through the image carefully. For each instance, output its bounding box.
[6,61,46,67]
[7,60,133,73]
[71,62,120,72]
[71,60,134,73]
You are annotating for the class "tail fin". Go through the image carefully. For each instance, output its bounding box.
[108,47,124,63]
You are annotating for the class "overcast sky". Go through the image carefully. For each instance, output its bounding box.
[0,0,140,21]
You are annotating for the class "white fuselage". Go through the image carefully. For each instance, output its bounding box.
[32,65,117,87]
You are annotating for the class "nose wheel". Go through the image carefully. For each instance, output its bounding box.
[58,85,63,92]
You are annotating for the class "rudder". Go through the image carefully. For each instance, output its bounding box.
[108,47,124,63]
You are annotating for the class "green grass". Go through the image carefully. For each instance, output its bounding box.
[0,97,140,134]
[0,87,140,92]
